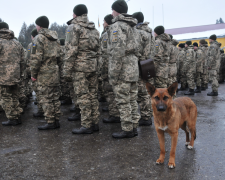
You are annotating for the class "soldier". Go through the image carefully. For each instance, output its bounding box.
[207,34,221,96]
[132,12,153,126]
[168,34,179,87]
[199,39,209,91]
[151,26,171,88]
[177,43,187,91]
[107,0,140,138]
[100,14,121,123]
[218,50,225,83]
[30,16,61,130]
[0,22,24,126]
[184,41,196,95]
[63,4,100,134]
[193,42,204,93]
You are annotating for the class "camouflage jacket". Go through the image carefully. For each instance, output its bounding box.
[200,44,208,67]
[30,28,61,86]
[24,42,33,78]
[135,22,154,61]
[220,53,225,71]
[99,26,109,80]
[0,28,25,85]
[195,47,205,73]
[184,45,196,72]
[177,48,186,72]
[107,14,139,85]
[154,33,171,78]
[207,41,221,70]
[168,39,179,77]
[63,14,100,80]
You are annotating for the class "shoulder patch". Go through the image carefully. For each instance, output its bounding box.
[113,31,118,35]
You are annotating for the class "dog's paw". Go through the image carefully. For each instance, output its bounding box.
[185,142,190,146]
[168,162,176,169]
[156,159,164,165]
[187,145,193,150]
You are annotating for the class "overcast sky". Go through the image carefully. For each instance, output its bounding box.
[1,0,225,39]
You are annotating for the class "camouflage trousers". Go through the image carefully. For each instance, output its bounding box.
[218,66,225,82]
[60,78,71,100]
[180,70,187,88]
[148,76,168,88]
[69,82,78,108]
[19,80,29,109]
[113,81,140,131]
[37,86,61,123]
[103,79,120,117]
[196,72,202,87]
[98,75,106,100]
[167,76,177,87]
[201,66,209,86]
[209,70,219,92]
[73,72,99,128]
[0,85,23,120]
[137,77,152,120]
[187,64,196,89]
[32,81,43,113]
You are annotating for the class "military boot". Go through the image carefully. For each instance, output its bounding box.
[98,97,107,102]
[139,117,152,126]
[34,101,38,105]
[207,91,218,96]
[92,123,99,132]
[61,98,72,105]
[38,122,59,130]
[55,121,60,128]
[201,85,206,91]
[33,111,44,117]
[70,106,76,112]
[72,127,93,134]
[2,119,20,126]
[184,89,195,95]
[194,86,201,93]
[133,128,138,136]
[178,84,186,91]
[112,130,135,138]
[102,107,109,112]
[103,116,120,123]
[68,108,81,121]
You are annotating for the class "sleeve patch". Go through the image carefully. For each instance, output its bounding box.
[113,31,118,35]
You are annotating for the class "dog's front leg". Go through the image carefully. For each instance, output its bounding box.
[168,132,178,169]
[156,129,165,165]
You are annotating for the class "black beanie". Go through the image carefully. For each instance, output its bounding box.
[132,12,144,23]
[179,43,185,48]
[193,42,198,47]
[154,26,165,35]
[73,4,88,16]
[60,39,65,46]
[169,34,173,40]
[104,14,114,25]
[112,0,128,14]
[186,41,192,46]
[209,34,217,41]
[35,16,49,28]
[0,22,9,30]
[31,28,38,37]
[220,49,224,53]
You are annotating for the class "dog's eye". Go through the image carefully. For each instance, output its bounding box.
[154,96,159,100]
[163,96,169,100]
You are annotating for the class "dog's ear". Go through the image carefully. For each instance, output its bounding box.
[146,82,156,97]
[167,82,178,97]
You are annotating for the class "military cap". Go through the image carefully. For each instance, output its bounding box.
[60,38,65,46]
[199,39,207,45]
[179,43,185,48]
[209,34,217,41]
[104,14,114,25]
[193,42,198,47]
[220,49,224,53]
[185,41,192,46]
[132,12,144,23]
[169,34,173,40]
[112,0,128,14]
[0,22,9,30]
[73,4,88,16]
[35,16,49,28]
[31,28,38,38]
[154,26,165,35]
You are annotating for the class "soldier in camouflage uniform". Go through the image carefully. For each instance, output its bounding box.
[108,0,140,138]
[218,50,225,83]
[151,26,171,88]
[177,43,187,91]
[193,42,204,93]
[30,16,61,130]
[199,39,209,91]
[0,22,24,126]
[207,34,221,96]
[184,41,196,95]
[63,4,100,134]
[132,12,153,126]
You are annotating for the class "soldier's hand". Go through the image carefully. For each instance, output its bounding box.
[31,77,37,82]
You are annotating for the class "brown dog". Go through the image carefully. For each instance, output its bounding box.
[146,82,197,169]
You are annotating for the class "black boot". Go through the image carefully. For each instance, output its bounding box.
[207,91,218,96]
[194,86,201,93]
[184,89,195,95]
[103,116,120,123]
[201,85,206,91]
[33,111,44,117]
[72,127,93,134]
[2,119,20,126]
[61,98,72,105]
[68,113,81,121]
[38,122,59,130]
[70,106,77,112]
[92,123,99,132]
[139,117,152,126]
[133,128,138,136]
[34,101,38,105]
[55,121,60,128]
[112,130,135,138]
[102,107,109,112]
[178,84,186,91]
[98,97,107,102]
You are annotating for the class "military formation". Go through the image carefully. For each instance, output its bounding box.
[0,0,224,138]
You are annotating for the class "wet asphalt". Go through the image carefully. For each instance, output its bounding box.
[0,83,225,180]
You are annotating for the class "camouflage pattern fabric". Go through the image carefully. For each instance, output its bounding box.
[195,47,205,87]
[177,48,186,88]
[219,53,225,82]
[32,81,43,113]
[200,44,209,86]
[30,28,61,122]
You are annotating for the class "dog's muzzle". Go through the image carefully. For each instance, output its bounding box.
[157,104,167,112]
